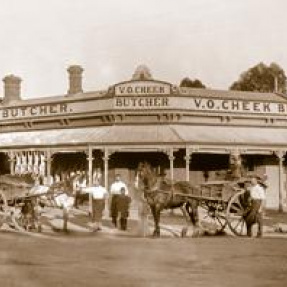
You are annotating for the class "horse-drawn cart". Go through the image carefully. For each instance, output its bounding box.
[0,175,43,232]
[149,180,251,237]
[185,180,250,236]
[136,162,254,237]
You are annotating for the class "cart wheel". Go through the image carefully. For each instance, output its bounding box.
[198,204,227,235]
[0,190,8,228]
[12,200,43,233]
[226,190,248,236]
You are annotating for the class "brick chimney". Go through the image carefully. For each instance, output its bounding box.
[67,65,84,94]
[2,75,22,104]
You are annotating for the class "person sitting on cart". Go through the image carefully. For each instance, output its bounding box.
[245,175,266,238]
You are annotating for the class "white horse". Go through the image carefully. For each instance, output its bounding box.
[31,183,75,232]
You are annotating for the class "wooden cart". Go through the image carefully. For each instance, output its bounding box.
[166,179,251,236]
[191,180,250,236]
[0,175,43,232]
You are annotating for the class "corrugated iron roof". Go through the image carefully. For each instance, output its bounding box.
[0,126,109,147]
[100,125,183,144]
[0,125,183,148]
[171,125,287,146]
[0,91,107,107]
[179,88,287,102]
[1,125,287,148]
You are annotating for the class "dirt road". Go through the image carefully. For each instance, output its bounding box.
[0,231,287,287]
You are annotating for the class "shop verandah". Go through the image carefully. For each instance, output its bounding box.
[0,145,286,212]
[0,124,286,211]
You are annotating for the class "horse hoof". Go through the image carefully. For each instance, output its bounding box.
[191,228,201,238]
[181,227,188,238]
[37,225,42,233]
[152,231,160,238]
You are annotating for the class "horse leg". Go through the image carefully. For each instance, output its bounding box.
[154,207,161,237]
[63,208,69,233]
[186,200,200,237]
[151,206,160,237]
[180,204,190,237]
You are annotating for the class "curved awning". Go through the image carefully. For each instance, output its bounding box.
[0,124,286,149]
[0,125,183,148]
[170,125,287,147]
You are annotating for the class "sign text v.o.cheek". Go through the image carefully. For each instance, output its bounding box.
[191,98,287,114]
[114,81,171,96]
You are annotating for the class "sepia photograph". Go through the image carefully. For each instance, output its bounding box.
[0,0,287,286]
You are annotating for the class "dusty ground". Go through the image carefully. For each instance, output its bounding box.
[0,232,287,287]
[0,209,287,287]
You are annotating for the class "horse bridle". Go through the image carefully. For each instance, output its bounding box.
[136,168,175,201]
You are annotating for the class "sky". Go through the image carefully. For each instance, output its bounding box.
[0,0,287,99]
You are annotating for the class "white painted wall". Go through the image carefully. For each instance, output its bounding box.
[264,165,284,210]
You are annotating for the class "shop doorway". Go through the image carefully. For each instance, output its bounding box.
[0,153,10,175]
[51,152,87,180]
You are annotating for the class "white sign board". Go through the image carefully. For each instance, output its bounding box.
[114,81,171,96]
[1,95,287,121]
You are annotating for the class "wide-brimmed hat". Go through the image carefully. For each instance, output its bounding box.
[158,170,167,177]
[246,173,268,187]
[246,172,263,180]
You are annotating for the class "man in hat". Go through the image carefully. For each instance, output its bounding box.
[245,175,266,237]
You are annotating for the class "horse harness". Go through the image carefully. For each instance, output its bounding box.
[143,180,176,206]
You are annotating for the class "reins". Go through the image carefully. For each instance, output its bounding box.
[137,163,176,204]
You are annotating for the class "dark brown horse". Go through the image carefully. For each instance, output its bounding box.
[135,162,200,237]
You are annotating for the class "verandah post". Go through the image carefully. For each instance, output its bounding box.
[275,150,285,213]
[87,145,94,216]
[185,148,191,182]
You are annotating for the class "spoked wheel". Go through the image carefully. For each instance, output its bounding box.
[11,199,41,232]
[226,190,249,236]
[198,203,227,235]
[0,190,8,228]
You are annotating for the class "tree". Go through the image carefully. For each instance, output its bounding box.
[230,62,287,93]
[180,77,206,88]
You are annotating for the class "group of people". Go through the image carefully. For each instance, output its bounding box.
[37,166,267,237]
[74,172,266,237]
[84,174,131,232]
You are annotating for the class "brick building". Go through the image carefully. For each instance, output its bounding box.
[0,65,287,211]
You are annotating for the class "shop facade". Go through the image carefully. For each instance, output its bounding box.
[0,65,287,211]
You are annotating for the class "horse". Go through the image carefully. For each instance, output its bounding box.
[135,162,200,237]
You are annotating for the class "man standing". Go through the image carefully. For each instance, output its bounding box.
[110,174,129,227]
[85,179,108,231]
[118,187,131,230]
[72,173,81,208]
[245,176,266,238]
